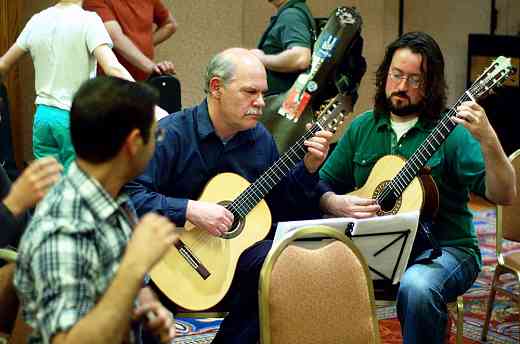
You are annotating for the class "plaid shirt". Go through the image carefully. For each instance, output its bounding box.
[14,161,137,344]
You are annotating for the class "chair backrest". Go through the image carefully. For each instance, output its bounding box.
[259,225,380,344]
[497,149,520,253]
[146,75,182,114]
[0,249,17,263]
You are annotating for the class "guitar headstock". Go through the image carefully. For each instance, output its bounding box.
[470,56,515,99]
[315,93,351,134]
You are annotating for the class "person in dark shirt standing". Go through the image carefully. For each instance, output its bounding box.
[252,0,313,95]
[250,0,315,153]
[125,47,332,344]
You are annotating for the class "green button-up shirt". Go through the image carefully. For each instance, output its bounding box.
[320,110,486,266]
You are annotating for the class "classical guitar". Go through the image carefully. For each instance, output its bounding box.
[151,94,349,311]
[349,56,514,216]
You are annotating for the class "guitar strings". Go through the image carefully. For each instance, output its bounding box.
[185,103,339,245]
[375,89,477,206]
[376,73,493,203]
[226,99,342,223]
[229,123,321,217]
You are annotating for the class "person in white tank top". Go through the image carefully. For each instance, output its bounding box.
[0,0,133,170]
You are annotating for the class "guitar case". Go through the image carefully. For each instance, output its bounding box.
[260,6,366,153]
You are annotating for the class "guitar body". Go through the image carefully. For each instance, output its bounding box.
[348,155,431,215]
[350,56,515,216]
[150,172,272,311]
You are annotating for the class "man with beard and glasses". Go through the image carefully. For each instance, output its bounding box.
[313,32,516,344]
[124,47,332,344]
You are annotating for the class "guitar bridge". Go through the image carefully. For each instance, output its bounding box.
[175,239,210,280]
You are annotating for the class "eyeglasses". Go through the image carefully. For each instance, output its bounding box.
[155,127,165,142]
[388,70,423,89]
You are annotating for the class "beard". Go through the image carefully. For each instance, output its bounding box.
[386,92,425,117]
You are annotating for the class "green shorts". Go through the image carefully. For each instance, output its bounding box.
[32,104,75,170]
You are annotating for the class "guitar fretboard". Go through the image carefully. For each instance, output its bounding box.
[227,123,322,218]
[381,83,491,202]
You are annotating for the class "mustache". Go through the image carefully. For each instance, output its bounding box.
[390,91,410,101]
[245,108,262,115]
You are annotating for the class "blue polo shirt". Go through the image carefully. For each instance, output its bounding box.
[125,100,320,228]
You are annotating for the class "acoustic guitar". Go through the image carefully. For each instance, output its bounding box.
[151,94,350,311]
[349,56,514,216]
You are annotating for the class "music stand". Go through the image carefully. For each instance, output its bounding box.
[273,211,419,284]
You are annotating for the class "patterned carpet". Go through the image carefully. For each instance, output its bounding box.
[173,209,520,344]
[465,209,519,343]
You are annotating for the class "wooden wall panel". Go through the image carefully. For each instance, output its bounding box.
[17,0,516,162]
[496,0,520,35]
[157,0,243,108]
[0,0,23,167]
[404,0,490,104]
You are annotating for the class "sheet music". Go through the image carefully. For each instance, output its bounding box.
[273,211,419,284]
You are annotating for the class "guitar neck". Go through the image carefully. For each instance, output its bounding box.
[228,123,322,218]
[388,92,474,198]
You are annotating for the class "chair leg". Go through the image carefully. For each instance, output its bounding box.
[516,295,520,344]
[481,265,503,342]
[455,295,464,344]
[445,296,464,344]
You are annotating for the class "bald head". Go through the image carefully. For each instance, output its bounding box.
[204,48,267,139]
[204,48,265,95]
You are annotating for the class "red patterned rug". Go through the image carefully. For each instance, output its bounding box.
[175,209,519,344]
[463,209,519,343]
[377,209,519,344]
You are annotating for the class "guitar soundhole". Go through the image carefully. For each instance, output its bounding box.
[218,200,245,239]
[373,181,402,216]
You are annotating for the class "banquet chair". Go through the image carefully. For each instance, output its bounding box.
[481,148,520,342]
[259,225,380,344]
[0,248,31,344]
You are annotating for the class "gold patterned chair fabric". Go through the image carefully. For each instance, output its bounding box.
[482,148,520,342]
[259,225,380,344]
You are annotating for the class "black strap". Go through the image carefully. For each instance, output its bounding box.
[414,219,442,261]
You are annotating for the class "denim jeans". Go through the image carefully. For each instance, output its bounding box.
[396,246,480,344]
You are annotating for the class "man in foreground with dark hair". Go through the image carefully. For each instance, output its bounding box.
[315,32,516,343]
[14,76,178,344]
